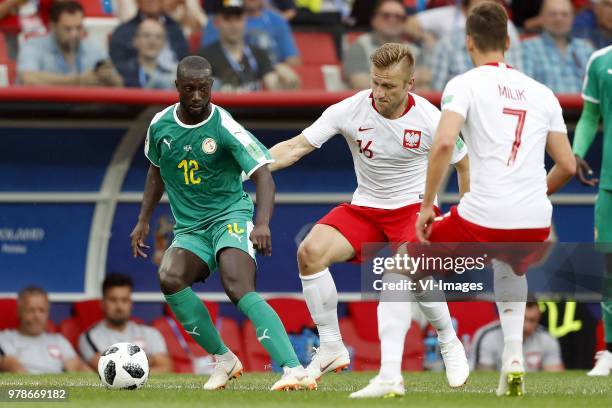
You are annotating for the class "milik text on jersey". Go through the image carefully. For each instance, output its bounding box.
[498,84,526,102]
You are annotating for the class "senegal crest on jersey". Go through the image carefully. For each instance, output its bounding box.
[202,138,217,154]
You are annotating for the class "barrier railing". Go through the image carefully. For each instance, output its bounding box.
[0,87,586,110]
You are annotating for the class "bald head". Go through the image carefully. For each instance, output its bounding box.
[177,56,213,82]
[175,56,214,121]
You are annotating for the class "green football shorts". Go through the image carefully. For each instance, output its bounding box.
[170,217,256,272]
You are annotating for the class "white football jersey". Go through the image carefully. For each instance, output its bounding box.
[302,90,467,209]
[441,62,567,229]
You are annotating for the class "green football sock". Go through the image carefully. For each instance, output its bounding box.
[164,287,228,355]
[237,292,300,368]
[603,301,612,344]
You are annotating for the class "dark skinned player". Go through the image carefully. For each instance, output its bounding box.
[129,56,315,391]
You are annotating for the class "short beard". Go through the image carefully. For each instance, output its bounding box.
[107,317,129,327]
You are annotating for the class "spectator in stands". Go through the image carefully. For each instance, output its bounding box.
[162,0,207,36]
[522,0,595,93]
[573,0,612,49]
[202,0,300,66]
[428,0,522,90]
[78,273,172,373]
[115,0,207,36]
[110,0,188,72]
[116,18,175,89]
[405,0,472,46]
[343,0,425,90]
[470,302,564,372]
[405,1,518,47]
[0,0,47,59]
[17,1,123,86]
[0,287,90,373]
[197,0,299,91]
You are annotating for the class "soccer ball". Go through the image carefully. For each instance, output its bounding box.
[97,342,149,390]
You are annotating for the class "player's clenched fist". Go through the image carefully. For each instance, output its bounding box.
[130,221,151,258]
[249,223,272,256]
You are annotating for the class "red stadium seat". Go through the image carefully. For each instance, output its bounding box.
[80,0,110,17]
[293,32,339,66]
[219,317,244,366]
[266,298,314,333]
[73,299,104,329]
[59,299,104,350]
[294,65,325,90]
[595,319,605,353]
[59,317,82,348]
[0,32,9,63]
[448,302,498,346]
[342,301,424,371]
[0,298,18,330]
[152,315,206,373]
[242,320,270,372]
[346,301,380,342]
[344,31,366,46]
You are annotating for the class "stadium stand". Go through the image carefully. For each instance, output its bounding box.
[59,299,145,349]
[447,302,499,345]
[293,32,339,66]
[293,65,325,90]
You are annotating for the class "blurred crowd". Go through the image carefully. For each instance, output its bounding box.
[0,278,564,374]
[0,0,610,92]
[0,275,173,374]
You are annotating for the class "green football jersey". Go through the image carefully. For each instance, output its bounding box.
[582,45,612,190]
[144,103,273,233]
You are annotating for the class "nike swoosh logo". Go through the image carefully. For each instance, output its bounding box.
[320,356,341,372]
[358,126,374,132]
[226,360,237,376]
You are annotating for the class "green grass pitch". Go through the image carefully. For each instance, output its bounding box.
[0,371,610,408]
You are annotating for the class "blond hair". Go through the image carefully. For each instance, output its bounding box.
[369,43,415,78]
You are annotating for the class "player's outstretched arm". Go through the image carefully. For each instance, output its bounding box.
[268,134,316,172]
[249,165,275,256]
[545,131,577,195]
[416,111,465,242]
[454,155,470,198]
[130,164,165,258]
[573,101,601,186]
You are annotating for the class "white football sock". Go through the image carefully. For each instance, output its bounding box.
[378,272,413,381]
[413,276,457,344]
[493,259,527,360]
[378,301,411,381]
[301,268,343,351]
